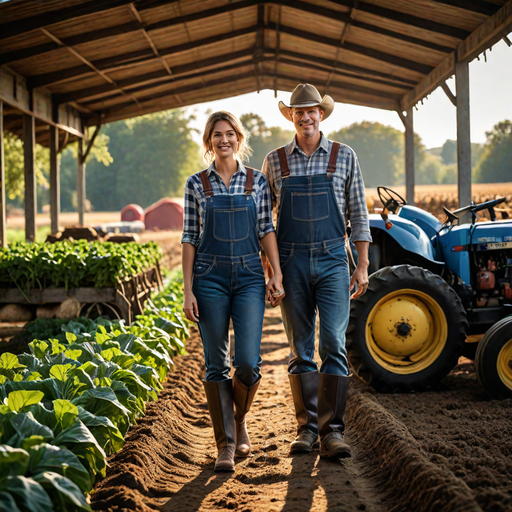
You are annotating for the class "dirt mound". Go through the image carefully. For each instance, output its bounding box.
[92,307,512,512]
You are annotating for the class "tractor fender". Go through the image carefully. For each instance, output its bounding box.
[368,214,444,272]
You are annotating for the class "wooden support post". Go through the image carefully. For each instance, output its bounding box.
[50,125,60,234]
[455,61,471,209]
[23,114,37,242]
[0,101,6,248]
[405,107,415,206]
[77,138,86,226]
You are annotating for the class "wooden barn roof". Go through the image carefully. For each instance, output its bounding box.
[0,0,511,145]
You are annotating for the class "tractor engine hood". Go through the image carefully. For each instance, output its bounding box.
[369,213,444,272]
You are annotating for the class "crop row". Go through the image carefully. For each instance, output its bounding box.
[0,240,163,291]
[0,273,189,511]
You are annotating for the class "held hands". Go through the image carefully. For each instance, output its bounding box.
[183,290,199,322]
[266,272,285,308]
[350,263,369,299]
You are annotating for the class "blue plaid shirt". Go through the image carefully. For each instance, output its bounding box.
[262,133,372,243]
[181,162,275,247]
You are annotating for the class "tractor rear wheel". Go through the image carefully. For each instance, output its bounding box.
[475,316,512,399]
[347,265,468,392]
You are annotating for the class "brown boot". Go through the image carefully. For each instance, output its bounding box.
[318,373,352,459]
[233,375,261,457]
[288,371,319,454]
[203,379,236,471]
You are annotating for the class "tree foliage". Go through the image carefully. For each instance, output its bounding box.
[240,113,295,170]
[473,120,512,183]
[84,110,200,211]
[328,121,427,187]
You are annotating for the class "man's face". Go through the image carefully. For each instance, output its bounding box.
[290,106,324,139]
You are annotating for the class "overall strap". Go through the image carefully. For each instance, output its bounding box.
[277,147,290,178]
[327,142,340,179]
[199,170,214,197]
[244,167,254,195]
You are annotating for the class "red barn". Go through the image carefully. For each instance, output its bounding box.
[121,204,145,222]
[144,199,183,231]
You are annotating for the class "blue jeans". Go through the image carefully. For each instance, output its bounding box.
[279,241,350,376]
[193,254,266,387]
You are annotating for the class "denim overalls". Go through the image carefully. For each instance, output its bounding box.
[192,168,266,387]
[276,143,350,376]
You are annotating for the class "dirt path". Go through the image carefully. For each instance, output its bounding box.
[91,305,389,512]
[91,303,512,512]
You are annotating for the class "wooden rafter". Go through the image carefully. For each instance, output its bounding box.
[0,0,476,67]
[39,28,141,108]
[401,0,512,109]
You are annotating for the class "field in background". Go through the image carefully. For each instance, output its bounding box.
[366,182,512,218]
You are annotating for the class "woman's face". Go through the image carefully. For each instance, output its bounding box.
[211,120,238,160]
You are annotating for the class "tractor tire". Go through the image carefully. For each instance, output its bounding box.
[475,316,512,399]
[347,265,468,392]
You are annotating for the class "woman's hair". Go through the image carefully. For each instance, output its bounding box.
[202,111,252,164]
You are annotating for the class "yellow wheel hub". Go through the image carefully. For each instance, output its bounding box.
[366,289,448,375]
[497,338,512,391]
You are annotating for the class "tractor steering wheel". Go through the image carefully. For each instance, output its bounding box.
[377,186,407,214]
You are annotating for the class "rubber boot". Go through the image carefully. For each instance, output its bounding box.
[203,379,236,471]
[288,371,319,454]
[233,375,261,457]
[318,373,352,459]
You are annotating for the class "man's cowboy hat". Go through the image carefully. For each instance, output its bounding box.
[279,84,334,121]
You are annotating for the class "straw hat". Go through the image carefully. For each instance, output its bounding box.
[279,83,334,121]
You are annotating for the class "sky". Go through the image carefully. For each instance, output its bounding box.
[185,39,512,150]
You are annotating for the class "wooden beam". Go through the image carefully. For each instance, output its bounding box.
[273,24,434,74]
[457,0,512,63]
[49,124,60,234]
[57,48,255,104]
[0,101,5,248]
[0,0,160,41]
[0,0,461,67]
[404,108,415,205]
[327,0,470,38]
[81,123,102,163]
[429,0,499,16]
[77,138,86,226]
[401,0,512,110]
[24,26,256,87]
[271,49,417,85]
[456,61,471,210]
[441,81,457,106]
[23,114,37,242]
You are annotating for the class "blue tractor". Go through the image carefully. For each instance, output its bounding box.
[347,187,512,398]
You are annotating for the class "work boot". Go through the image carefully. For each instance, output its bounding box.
[318,373,352,459]
[288,371,319,454]
[233,375,261,457]
[203,379,236,471]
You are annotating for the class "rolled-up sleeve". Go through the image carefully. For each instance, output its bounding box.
[256,172,275,239]
[181,177,200,246]
[346,151,372,243]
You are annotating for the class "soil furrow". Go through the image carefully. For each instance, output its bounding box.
[91,305,512,512]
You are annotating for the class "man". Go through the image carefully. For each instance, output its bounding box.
[262,83,371,458]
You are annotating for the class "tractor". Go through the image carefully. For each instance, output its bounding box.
[347,187,512,398]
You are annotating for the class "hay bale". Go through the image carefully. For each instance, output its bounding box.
[56,298,81,319]
[36,304,60,319]
[0,304,34,322]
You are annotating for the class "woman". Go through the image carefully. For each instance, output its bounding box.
[181,111,284,472]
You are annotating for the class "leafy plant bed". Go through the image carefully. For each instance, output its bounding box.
[0,241,164,329]
[0,273,189,511]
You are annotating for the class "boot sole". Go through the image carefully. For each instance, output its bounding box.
[320,447,352,459]
[214,463,235,472]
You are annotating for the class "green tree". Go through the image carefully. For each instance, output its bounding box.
[240,113,295,170]
[85,110,200,211]
[329,121,427,187]
[473,120,512,183]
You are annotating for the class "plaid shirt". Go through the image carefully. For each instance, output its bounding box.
[181,162,275,247]
[262,133,372,243]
